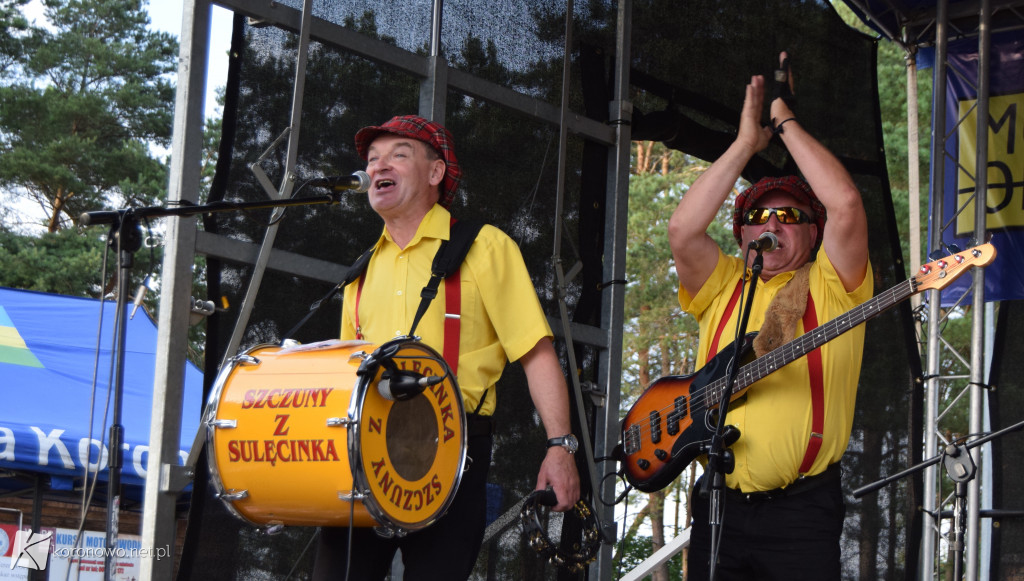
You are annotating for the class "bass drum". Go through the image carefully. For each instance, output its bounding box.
[204,338,467,535]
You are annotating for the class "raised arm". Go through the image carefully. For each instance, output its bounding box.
[669,75,772,297]
[768,95,869,291]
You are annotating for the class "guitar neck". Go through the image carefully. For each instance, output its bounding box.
[709,278,917,405]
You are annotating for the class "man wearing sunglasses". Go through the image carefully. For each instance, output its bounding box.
[668,52,871,580]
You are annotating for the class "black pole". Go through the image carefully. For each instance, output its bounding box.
[704,248,764,581]
[104,213,142,579]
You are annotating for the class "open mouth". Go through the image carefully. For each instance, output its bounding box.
[375,178,395,190]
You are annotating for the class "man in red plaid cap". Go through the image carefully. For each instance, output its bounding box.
[667,53,872,580]
[313,115,580,580]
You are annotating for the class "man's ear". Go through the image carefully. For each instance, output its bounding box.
[429,159,446,188]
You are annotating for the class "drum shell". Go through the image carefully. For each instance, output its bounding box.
[204,340,466,532]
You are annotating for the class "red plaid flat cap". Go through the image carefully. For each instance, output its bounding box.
[354,115,462,208]
[732,175,827,249]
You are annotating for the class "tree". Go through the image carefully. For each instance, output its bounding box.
[619,141,717,579]
[0,0,178,233]
[0,225,105,295]
[0,0,30,75]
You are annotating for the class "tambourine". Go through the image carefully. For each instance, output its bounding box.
[519,489,601,573]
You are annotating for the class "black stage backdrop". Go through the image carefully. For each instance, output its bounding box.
[989,300,1024,581]
[177,2,919,580]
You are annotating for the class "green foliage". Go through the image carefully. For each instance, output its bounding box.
[0,226,105,296]
[613,532,683,580]
[0,0,30,74]
[622,147,702,394]
[0,0,178,232]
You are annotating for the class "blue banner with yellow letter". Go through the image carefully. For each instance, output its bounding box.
[929,31,1024,304]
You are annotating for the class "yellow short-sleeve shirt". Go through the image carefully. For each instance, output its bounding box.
[679,248,873,492]
[341,204,553,416]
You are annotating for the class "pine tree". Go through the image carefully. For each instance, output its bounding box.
[0,0,178,232]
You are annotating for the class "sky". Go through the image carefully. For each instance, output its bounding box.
[21,0,232,121]
[10,1,233,233]
[145,1,234,122]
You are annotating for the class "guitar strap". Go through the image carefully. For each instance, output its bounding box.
[707,279,744,359]
[708,275,825,476]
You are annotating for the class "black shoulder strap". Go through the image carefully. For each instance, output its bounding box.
[282,220,484,342]
[408,219,483,337]
[432,219,484,278]
[280,244,376,341]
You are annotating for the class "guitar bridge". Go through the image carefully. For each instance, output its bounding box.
[623,424,640,455]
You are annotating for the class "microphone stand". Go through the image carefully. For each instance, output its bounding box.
[100,211,142,578]
[79,189,350,226]
[80,188,351,580]
[701,248,765,581]
[853,418,1024,580]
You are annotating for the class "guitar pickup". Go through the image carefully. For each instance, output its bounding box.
[649,410,662,444]
[665,395,687,435]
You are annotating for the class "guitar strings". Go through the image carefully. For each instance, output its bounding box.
[625,278,918,447]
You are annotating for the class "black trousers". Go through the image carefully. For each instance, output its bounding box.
[312,429,493,581]
[687,469,846,581]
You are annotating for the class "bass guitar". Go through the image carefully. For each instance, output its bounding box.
[619,243,996,493]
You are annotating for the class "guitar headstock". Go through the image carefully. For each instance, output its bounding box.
[914,243,997,292]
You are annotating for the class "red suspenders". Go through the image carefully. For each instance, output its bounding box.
[797,294,824,474]
[442,268,461,375]
[353,231,465,373]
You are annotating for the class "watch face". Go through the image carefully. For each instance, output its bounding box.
[564,434,578,453]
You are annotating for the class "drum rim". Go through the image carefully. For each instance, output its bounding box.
[348,338,468,533]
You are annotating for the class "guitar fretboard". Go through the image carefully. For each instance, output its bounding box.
[707,278,918,406]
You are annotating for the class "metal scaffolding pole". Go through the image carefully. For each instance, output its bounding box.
[965,2,993,578]
[922,1,996,578]
[921,1,949,576]
[139,1,210,579]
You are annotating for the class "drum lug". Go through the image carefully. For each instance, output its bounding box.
[219,489,249,502]
[230,353,261,367]
[338,490,366,502]
[209,419,237,429]
[326,417,354,428]
[373,526,406,539]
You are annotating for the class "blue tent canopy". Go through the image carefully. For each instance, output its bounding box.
[0,287,204,492]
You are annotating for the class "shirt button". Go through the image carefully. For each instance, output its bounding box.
[397,290,403,296]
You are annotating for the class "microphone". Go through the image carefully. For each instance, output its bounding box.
[748,231,779,253]
[377,370,445,401]
[307,171,371,192]
[129,275,152,320]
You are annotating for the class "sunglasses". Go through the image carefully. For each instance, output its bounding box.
[743,206,812,226]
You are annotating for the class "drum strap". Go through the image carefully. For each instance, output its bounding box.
[280,246,376,342]
[282,220,482,349]
[352,219,483,375]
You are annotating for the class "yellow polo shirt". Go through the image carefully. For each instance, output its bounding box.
[679,248,873,491]
[341,204,553,416]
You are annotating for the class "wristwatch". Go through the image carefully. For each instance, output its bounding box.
[546,434,578,454]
